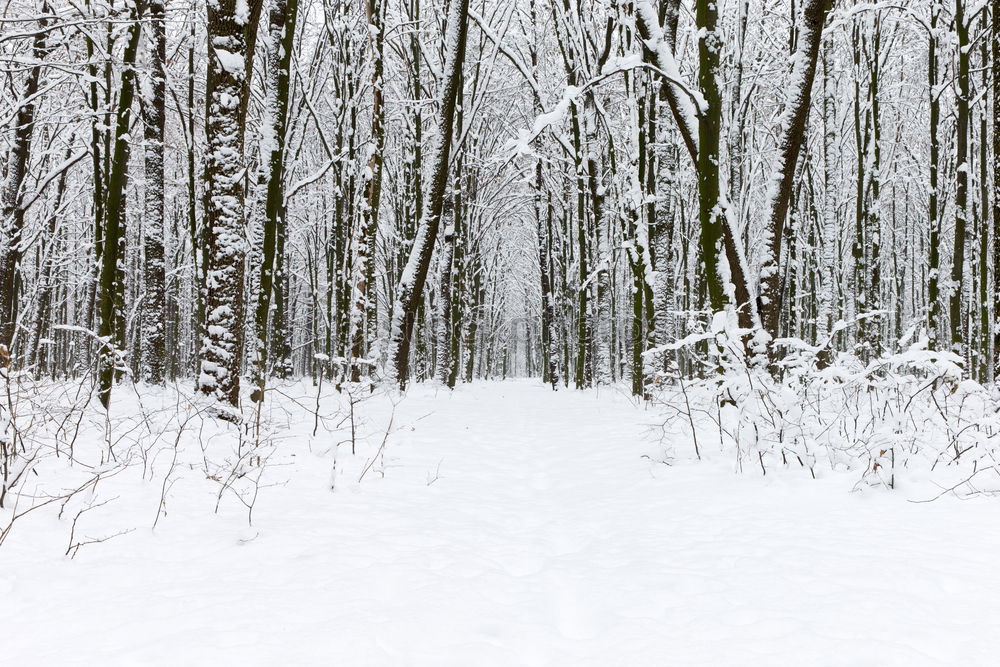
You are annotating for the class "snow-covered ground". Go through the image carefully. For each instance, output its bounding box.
[2,380,999,665]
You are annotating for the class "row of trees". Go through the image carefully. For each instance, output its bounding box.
[0,0,998,409]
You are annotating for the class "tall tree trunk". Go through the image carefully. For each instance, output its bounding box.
[387,0,470,388]
[849,18,868,352]
[349,0,386,383]
[252,0,299,398]
[447,176,465,389]
[630,73,650,397]
[816,32,836,361]
[83,0,105,351]
[928,1,942,347]
[436,213,456,384]
[590,132,611,385]
[199,0,258,407]
[537,162,558,389]
[866,14,883,357]
[188,16,204,374]
[528,0,557,389]
[694,0,728,317]
[573,111,589,389]
[650,0,682,381]
[96,2,142,408]
[992,0,1000,378]
[140,0,167,384]
[950,0,970,358]
[979,28,990,380]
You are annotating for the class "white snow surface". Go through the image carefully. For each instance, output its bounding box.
[2,380,999,665]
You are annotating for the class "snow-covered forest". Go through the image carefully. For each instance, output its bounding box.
[2,0,1000,663]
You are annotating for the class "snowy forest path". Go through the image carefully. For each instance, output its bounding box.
[2,381,999,665]
[314,381,1000,665]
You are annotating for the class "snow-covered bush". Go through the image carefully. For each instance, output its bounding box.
[650,312,1000,496]
[0,371,279,549]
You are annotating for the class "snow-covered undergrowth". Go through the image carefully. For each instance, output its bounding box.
[0,371,388,550]
[652,316,1000,498]
[2,377,999,664]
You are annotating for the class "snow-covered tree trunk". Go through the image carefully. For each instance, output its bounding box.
[950,0,970,357]
[536,158,558,390]
[526,0,558,390]
[865,14,883,358]
[448,182,465,389]
[977,35,990,382]
[632,72,659,396]
[593,195,611,385]
[693,0,729,318]
[186,17,204,376]
[992,0,1000,378]
[757,0,831,344]
[252,0,299,398]
[815,33,836,359]
[140,0,167,384]
[649,0,682,381]
[589,113,612,386]
[349,0,386,383]
[636,0,754,337]
[387,0,470,388]
[96,2,142,408]
[633,0,696,164]
[926,2,942,348]
[436,217,455,384]
[199,0,256,407]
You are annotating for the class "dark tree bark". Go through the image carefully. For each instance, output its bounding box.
[436,207,456,384]
[253,0,299,398]
[387,0,470,388]
[349,0,386,383]
[635,0,754,335]
[992,0,1000,377]
[140,0,167,384]
[199,0,260,407]
[758,0,832,342]
[693,0,728,317]
[928,1,942,347]
[950,0,970,357]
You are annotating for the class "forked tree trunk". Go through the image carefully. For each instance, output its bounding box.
[758,0,832,343]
